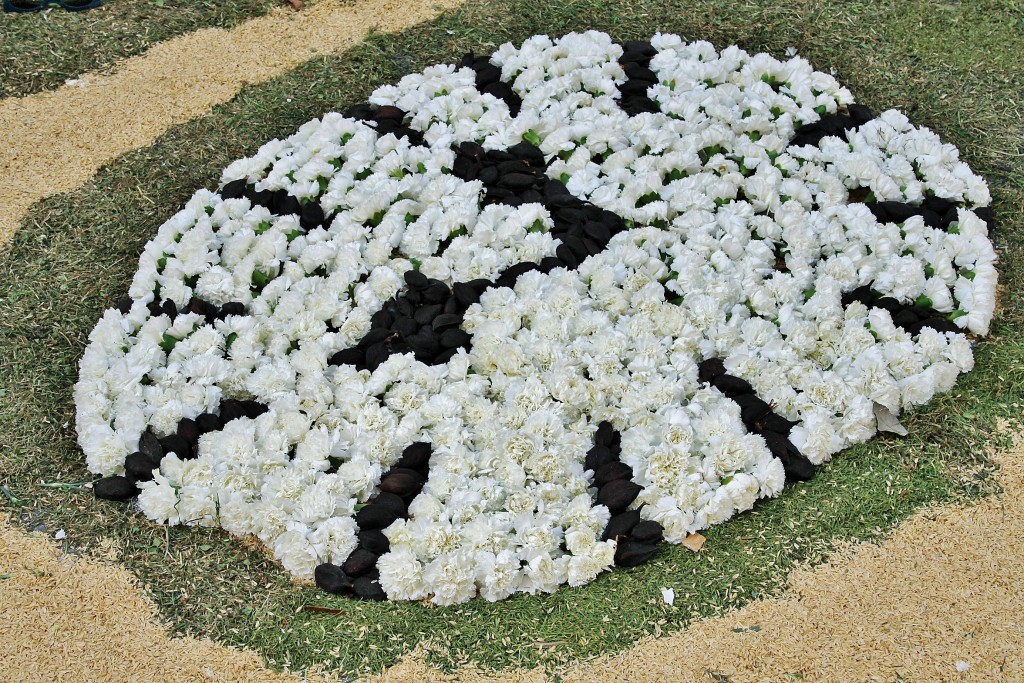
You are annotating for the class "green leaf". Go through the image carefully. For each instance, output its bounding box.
[417,162,427,174]
[449,227,468,239]
[949,310,968,321]
[803,288,816,300]
[814,104,827,115]
[251,269,271,289]
[156,254,168,272]
[962,269,976,280]
[915,294,934,309]
[254,220,272,235]
[285,229,303,242]
[409,258,422,270]
[522,129,542,146]
[923,263,935,278]
[159,333,178,354]
[528,219,545,234]
[225,332,238,351]
[559,172,571,185]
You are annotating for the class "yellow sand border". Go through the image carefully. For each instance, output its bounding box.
[0,0,464,251]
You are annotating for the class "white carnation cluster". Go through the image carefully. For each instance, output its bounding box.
[76,31,996,604]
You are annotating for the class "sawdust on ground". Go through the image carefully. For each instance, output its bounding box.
[1,436,1021,683]
[0,0,464,252]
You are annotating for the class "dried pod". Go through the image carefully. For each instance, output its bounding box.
[395,442,432,472]
[353,576,388,601]
[329,347,363,366]
[614,540,660,567]
[195,412,224,434]
[314,563,353,594]
[602,510,642,541]
[358,529,391,555]
[159,434,193,460]
[596,479,642,514]
[94,476,137,501]
[593,461,633,487]
[762,431,817,482]
[124,452,159,481]
[342,548,380,577]
[139,431,164,461]
[378,468,427,498]
[177,418,200,444]
[697,357,727,383]
[630,520,664,544]
[585,444,617,472]
[711,374,753,396]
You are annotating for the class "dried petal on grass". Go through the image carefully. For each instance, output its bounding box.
[682,533,706,552]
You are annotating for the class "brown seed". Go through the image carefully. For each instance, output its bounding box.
[378,468,426,497]
[342,548,379,577]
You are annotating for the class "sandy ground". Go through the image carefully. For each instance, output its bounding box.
[0,0,464,251]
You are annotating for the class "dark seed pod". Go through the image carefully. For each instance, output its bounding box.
[353,576,388,601]
[596,478,642,514]
[358,327,391,350]
[371,309,394,329]
[177,418,200,444]
[439,327,471,349]
[585,444,617,473]
[395,441,432,471]
[314,563,353,594]
[124,452,159,481]
[300,201,325,230]
[614,540,659,567]
[365,343,391,372]
[602,509,642,541]
[630,520,664,544]
[116,297,133,314]
[413,304,443,326]
[593,461,633,487]
[220,178,248,199]
[733,394,773,429]
[759,413,798,435]
[711,374,753,396]
[354,493,405,532]
[378,468,427,498]
[342,548,380,577]
[431,313,464,332]
[219,399,246,422]
[94,475,137,501]
[329,347,364,366]
[404,269,428,290]
[160,434,193,459]
[423,282,451,304]
[220,301,246,317]
[240,400,269,419]
[358,529,391,555]
[892,309,921,328]
[193,411,224,432]
[697,357,727,383]
[139,431,164,461]
[761,431,816,482]
[594,421,619,448]
[392,316,418,338]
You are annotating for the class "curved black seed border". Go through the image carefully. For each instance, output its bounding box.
[616,40,661,116]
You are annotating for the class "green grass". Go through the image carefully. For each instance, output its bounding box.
[0,0,282,98]
[1,0,1023,677]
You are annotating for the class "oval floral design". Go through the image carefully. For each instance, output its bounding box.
[76,32,997,605]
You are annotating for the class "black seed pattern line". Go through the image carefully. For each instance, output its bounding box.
[698,358,816,483]
[587,421,665,568]
[314,441,434,600]
[616,40,661,116]
[841,285,962,336]
[460,52,523,116]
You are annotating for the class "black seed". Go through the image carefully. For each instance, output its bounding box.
[423,282,451,304]
[498,172,538,189]
[585,444,617,472]
[116,297,132,314]
[759,413,798,435]
[365,343,391,372]
[873,297,902,314]
[371,309,394,329]
[623,40,657,57]
[595,421,620,449]
[404,269,428,290]
[697,357,727,383]
[434,347,459,364]
[358,328,391,349]
[160,434,193,460]
[761,431,816,482]
[414,304,443,325]
[358,529,391,555]
[478,166,499,185]
[453,282,481,308]
[177,418,200,444]
[395,442,432,471]
[240,400,269,419]
[406,331,440,355]
[345,102,376,120]
[342,548,380,577]
[614,540,659,567]
[355,501,403,530]
[847,103,874,124]
[630,520,664,544]
[160,299,178,320]
[221,178,248,199]
[392,317,418,338]
[733,394,773,429]
[623,63,658,82]
[711,374,753,396]
[378,468,426,497]
[273,189,302,216]
[220,301,246,317]
[593,461,633,487]
[538,256,563,273]
[443,296,460,314]
[596,478,642,514]
[439,327,471,349]
[124,452,159,481]
[555,244,579,269]
[139,431,164,461]
[432,313,463,331]
[94,475,137,501]
[219,399,246,422]
[329,347,364,366]
[314,563,353,594]
[300,202,325,229]
[919,317,961,334]
[892,309,921,328]
[583,221,611,244]
[195,412,224,434]
[353,576,388,601]
[602,510,641,541]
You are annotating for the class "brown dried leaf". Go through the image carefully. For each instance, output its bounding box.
[682,533,706,552]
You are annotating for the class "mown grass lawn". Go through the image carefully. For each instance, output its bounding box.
[1,0,1022,676]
